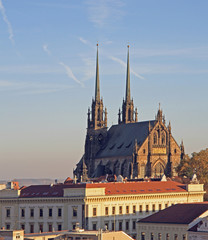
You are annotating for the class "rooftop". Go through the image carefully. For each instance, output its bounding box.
[138,203,208,224]
[19,180,187,198]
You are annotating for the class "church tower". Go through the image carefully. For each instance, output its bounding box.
[84,44,108,177]
[118,45,138,124]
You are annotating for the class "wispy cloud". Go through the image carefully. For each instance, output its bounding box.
[43,44,51,56]
[59,62,84,87]
[42,44,84,87]
[110,56,145,80]
[0,79,72,95]
[133,47,208,59]
[86,0,124,27]
[79,37,88,45]
[0,0,14,44]
[0,65,62,75]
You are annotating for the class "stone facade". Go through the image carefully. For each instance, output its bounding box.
[74,46,184,180]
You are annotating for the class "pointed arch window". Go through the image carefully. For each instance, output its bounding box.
[153,133,158,145]
[97,108,100,121]
[162,132,166,145]
[128,108,131,121]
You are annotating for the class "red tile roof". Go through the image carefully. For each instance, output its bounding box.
[138,203,208,224]
[19,181,186,198]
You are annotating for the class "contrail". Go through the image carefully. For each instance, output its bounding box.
[42,44,84,87]
[110,56,145,80]
[0,0,14,44]
[59,62,84,87]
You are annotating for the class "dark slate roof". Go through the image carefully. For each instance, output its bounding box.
[96,120,155,158]
[138,203,208,224]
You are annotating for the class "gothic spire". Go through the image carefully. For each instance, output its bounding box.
[95,43,100,101]
[126,45,130,102]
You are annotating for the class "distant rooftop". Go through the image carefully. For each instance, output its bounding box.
[138,203,208,224]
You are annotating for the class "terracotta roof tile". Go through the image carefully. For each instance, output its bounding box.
[19,181,186,198]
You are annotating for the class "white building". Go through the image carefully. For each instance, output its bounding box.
[0,179,205,239]
[137,202,208,240]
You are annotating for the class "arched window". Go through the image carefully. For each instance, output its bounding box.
[154,133,158,145]
[128,108,131,121]
[162,132,166,145]
[154,162,164,177]
[97,108,100,121]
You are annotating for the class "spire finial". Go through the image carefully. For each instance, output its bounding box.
[95,43,100,101]
[125,45,130,102]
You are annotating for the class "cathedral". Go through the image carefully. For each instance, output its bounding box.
[74,45,185,180]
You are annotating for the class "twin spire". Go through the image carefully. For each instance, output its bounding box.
[126,45,131,102]
[95,43,100,101]
[120,45,137,124]
[88,44,137,130]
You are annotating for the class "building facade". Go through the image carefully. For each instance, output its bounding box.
[0,180,205,239]
[137,202,208,240]
[74,45,185,180]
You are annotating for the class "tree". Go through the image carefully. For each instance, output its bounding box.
[176,148,208,184]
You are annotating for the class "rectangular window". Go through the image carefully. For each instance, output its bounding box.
[146,205,149,212]
[141,232,145,240]
[166,234,170,240]
[93,208,97,217]
[49,208,52,217]
[182,235,186,240]
[30,224,34,233]
[165,203,168,208]
[39,208,43,217]
[30,209,34,218]
[93,223,96,230]
[139,205,142,213]
[104,222,108,230]
[48,224,53,232]
[6,224,10,230]
[58,208,62,217]
[158,233,161,240]
[39,224,43,232]
[126,221,129,231]
[152,204,155,212]
[119,221,122,231]
[73,208,77,217]
[112,206,115,215]
[151,233,154,240]
[159,204,162,211]
[21,224,25,230]
[132,220,136,230]
[174,234,178,240]
[6,209,10,218]
[21,209,25,218]
[105,207,108,216]
[112,222,115,231]
[133,205,136,214]
[126,206,129,214]
[58,224,62,231]
[119,206,122,214]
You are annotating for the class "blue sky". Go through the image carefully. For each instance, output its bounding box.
[0,0,208,179]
